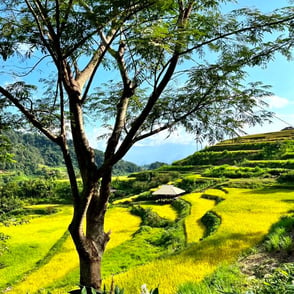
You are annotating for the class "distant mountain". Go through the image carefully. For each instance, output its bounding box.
[1,130,141,176]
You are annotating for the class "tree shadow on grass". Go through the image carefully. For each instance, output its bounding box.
[242,187,294,195]
[243,185,294,194]
[282,199,294,203]
[180,231,263,266]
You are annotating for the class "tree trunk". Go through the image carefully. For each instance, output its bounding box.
[70,195,110,291]
[69,171,111,291]
[79,250,102,289]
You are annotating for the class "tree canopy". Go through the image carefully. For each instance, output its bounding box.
[0,0,293,290]
[1,1,293,146]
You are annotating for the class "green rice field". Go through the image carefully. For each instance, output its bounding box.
[1,187,293,293]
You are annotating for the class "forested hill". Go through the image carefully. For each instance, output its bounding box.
[0,130,141,175]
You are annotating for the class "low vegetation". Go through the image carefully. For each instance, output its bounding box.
[1,129,294,293]
[200,211,221,238]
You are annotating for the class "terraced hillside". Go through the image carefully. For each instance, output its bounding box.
[174,129,294,165]
[169,129,294,186]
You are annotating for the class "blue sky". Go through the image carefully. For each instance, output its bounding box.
[121,53,294,165]
[1,1,293,166]
[118,1,294,165]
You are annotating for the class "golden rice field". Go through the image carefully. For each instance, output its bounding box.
[104,188,294,293]
[181,192,217,243]
[0,187,293,293]
[0,206,141,293]
[0,205,72,291]
[141,204,178,221]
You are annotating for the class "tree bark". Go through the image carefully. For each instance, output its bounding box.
[68,166,111,291]
[79,254,102,290]
[69,184,111,290]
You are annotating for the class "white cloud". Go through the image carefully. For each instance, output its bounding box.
[86,125,196,151]
[134,127,196,147]
[87,126,109,150]
[87,101,294,154]
[244,113,294,135]
[263,95,290,109]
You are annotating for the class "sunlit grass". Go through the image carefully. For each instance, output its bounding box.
[184,174,205,180]
[10,236,77,294]
[104,207,141,249]
[3,206,140,293]
[0,205,72,292]
[3,188,294,293]
[112,195,140,204]
[110,257,213,293]
[105,188,294,294]
[182,192,216,243]
[112,176,135,181]
[141,204,177,221]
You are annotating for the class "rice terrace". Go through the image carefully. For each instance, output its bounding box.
[1,129,294,293]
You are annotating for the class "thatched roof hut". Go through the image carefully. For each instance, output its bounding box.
[152,184,185,199]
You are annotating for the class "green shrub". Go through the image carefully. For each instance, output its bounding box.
[174,150,261,166]
[203,165,268,178]
[263,215,294,254]
[130,206,171,228]
[129,191,152,202]
[53,181,73,203]
[224,179,270,189]
[112,171,180,199]
[158,165,201,172]
[176,177,219,193]
[128,171,179,182]
[277,170,294,183]
[0,178,74,205]
[201,211,221,238]
[0,195,23,215]
[208,141,275,152]
[201,193,224,204]
[281,152,294,159]
[264,232,282,252]
[150,223,186,251]
[0,232,10,258]
[171,198,191,219]
[241,159,294,169]
[177,265,244,294]
[249,263,294,294]
[279,236,293,253]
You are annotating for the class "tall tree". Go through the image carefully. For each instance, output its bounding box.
[0,96,14,164]
[0,0,293,290]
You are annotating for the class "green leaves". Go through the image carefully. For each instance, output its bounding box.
[4,82,36,101]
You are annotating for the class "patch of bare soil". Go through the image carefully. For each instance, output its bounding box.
[239,226,294,282]
[239,249,294,280]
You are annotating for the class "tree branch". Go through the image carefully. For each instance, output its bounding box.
[179,13,294,57]
[24,0,58,64]
[78,29,119,102]
[104,35,137,159]
[10,55,50,78]
[0,86,59,143]
[111,2,195,164]
[134,84,215,142]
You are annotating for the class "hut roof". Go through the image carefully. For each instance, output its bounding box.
[152,185,185,196]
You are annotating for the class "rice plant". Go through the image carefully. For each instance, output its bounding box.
[102,188,294,294]
[2,188,294,293]
[1,206,140,293]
